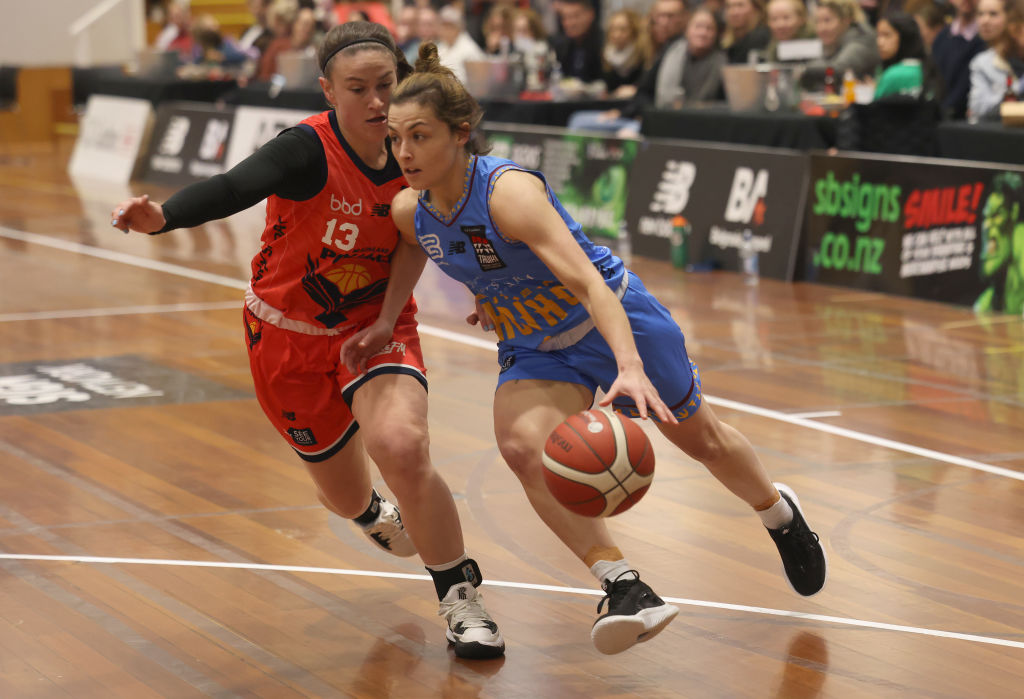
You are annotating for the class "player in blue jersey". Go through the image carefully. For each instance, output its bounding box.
[343,42,827,655]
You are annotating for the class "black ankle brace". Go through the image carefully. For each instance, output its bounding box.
[352,489,382,526]
[427,557,483,600]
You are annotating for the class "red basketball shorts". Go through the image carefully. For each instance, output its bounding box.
[243,307,427,461]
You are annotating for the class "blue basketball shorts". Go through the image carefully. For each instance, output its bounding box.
[495,272,703,422]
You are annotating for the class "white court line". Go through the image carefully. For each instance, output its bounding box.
[1,553,1021,650]
[3,226,1022,484]
[0,301,241,322]
[787,410,842,420]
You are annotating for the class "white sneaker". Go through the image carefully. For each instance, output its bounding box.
[329,499,417,557]
[439,582,505,659]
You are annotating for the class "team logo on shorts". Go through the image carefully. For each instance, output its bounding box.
[460,225,506,271]
[245,314,263,349]
[498,352,515,373]
[287,427,317,446]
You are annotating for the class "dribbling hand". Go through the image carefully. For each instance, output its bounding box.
[110,194,166,234]
[600,362,677,424]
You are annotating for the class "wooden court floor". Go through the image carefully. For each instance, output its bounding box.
[0,139,1022,698]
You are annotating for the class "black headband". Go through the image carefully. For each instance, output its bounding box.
[320,37,393,73]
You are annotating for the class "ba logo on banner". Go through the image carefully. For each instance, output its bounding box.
[650,160,697,215]
[725,167,769,224]
[198,119,230,161]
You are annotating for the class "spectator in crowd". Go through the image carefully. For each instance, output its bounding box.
[332,0,397,36]
[190,14,255,69]
[240,0,275,55]
[977,0,1009,43]
[932,0,987,118]
[482,3,517,53]
[552,0,606,82]
[437,4,486,83]
[914,1,955,53]
[513,7,554,90]
[601,9,649,94]
[722,0,771,63]
[969,0,1024,119]
[764,0,815,61]
[803,0,880,87]
[257,0,300,81]
[154,0,194,58]
[645,0,689,60]
[416,5,443,50]
[873,11,933,97]
[513,7,551,56]
[293,5,325,54]
[567,2,721,135]
[658,5,727,104]
[396,4,421,60]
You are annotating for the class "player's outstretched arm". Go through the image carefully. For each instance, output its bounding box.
[489,171,675,423]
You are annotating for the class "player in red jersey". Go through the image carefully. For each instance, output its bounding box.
[110,22,503,660]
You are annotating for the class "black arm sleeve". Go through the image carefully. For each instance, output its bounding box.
[159,126,327,232]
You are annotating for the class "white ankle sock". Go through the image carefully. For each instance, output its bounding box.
[758,495,794,529]
[590,559,635,586]
[425,553,468,573]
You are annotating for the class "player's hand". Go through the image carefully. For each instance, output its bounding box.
[339,319,394,374]
[599,361,677,424]
[465,298,495,332]
[110,195,166,234]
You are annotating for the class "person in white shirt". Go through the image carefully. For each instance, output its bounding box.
[437,5,486,84]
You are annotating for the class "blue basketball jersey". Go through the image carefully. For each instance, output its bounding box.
[413,155,626,350]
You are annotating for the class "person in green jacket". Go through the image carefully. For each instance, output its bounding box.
[874,11,929,98]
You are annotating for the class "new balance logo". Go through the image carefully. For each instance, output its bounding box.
[371,203,390,217]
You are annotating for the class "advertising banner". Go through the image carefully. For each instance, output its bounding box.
[623,138,809,280]
[484,123,638,240]
[803,154,1024,314]
[68,94,153,183]
[224,105,320,169]
[139,102,236,186]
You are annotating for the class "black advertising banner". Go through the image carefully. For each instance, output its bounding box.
[623,138,809,280]
[803,154,1024,314]
[484,123,638,240]
[140,101,235,186]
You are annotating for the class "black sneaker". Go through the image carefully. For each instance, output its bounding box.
[768,483,828,596]
[590,571,679,655]
[439,582,506,660]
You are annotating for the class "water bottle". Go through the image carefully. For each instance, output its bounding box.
[740,229,759,285]
[670,216,690,268]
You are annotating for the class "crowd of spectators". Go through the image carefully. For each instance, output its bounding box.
[145,0,1024,124]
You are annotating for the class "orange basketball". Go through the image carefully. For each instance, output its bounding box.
[542,408,655,517]
[325,263,372,294]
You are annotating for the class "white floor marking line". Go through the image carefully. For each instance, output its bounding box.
[0,227,248,291]
[787,410,842,419]
[2,553,1021,650]
[0,301,241,322]
[4,227,1021,485]
[706,395,1024,482]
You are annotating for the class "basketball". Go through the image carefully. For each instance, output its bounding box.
[325,263,372,294]
[542,408,655,518]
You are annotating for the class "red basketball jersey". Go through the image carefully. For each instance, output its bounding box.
[251,111,410,331]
